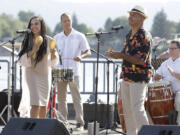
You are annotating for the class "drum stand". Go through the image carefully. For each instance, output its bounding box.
[47,76,73,134]
[0,34,24,124]
[47,77,66,121]
[47,78,57,119]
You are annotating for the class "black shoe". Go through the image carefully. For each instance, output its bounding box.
[74,123,84,131]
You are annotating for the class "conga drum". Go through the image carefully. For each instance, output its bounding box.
[147,80,175,124]
[117,89,126,133]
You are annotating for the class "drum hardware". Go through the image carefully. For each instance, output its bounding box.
[151,58,166,70]
[152,115,168,119]
[52,68,74,82]
[165,90,169,97]
[149,98,174,103]
[47,76,73,134]
[152,92,156,98]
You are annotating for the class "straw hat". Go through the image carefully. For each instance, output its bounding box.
[128,5,147,19]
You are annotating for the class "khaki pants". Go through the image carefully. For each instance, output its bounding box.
[120,81,149,135]
[174,91,180,125]
[57,76,84,125]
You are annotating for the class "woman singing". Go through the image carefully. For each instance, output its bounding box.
[18,16,58,118]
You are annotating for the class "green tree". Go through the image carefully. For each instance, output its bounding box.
[53,14,93,34]
[176,22,180,33]
[103,16,129,45]
[0,13,26,39]
[18,10,35,23]
[151,9,172,39]
[151,9,179,39]
[72,13,78,28]
[104,18,112,31]
[0,20,12,38]
[46,25,53,36]
[53,23,63,35]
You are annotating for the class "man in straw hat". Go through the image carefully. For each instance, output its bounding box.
[106,5,152,135]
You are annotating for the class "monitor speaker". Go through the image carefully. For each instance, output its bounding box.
[1,118,70,135]
[138,125,180,135]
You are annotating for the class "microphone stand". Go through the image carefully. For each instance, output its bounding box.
[0,33,24,121]
[91,49,125,135]
[86,31,118,135]
[152,45,158,73]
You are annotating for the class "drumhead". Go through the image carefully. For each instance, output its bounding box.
[148,80,170,87]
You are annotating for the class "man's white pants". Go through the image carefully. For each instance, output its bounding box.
[174,92,180,125]
[120,81,149,135]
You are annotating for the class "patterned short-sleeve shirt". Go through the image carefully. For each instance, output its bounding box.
[121,28,152,83]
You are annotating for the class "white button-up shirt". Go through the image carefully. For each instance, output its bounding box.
[54,29,90,76]
[156,57,180,92]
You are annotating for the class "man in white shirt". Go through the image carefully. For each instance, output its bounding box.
[54,13,91,131]
[154,40,180,124]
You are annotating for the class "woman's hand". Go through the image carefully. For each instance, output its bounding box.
[27,45,40,58]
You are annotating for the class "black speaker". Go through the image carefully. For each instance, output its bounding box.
[0,89,21,125]
[83,103,114,128]
[138,125,180,135]
[1,118,70,135]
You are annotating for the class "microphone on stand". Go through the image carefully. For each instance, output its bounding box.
[16,29,31,34]
[112,25,124,30]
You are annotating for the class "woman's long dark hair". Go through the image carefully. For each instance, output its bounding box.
[18,16,48,66]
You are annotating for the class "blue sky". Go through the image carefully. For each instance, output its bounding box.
[1,0,180,32]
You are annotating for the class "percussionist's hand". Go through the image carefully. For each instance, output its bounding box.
[105,47,113,57]
[74,56,82,62]
[167,66,175,77]
[153,74,163,81]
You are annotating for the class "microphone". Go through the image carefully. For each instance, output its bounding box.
[16,29,31,34]
[112,25,124,30]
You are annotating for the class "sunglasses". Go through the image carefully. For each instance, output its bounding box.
[168,47,179,50]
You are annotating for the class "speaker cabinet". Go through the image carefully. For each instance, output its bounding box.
[83,103,114,128]
[138,125,180,135]
[1,118,70,135]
